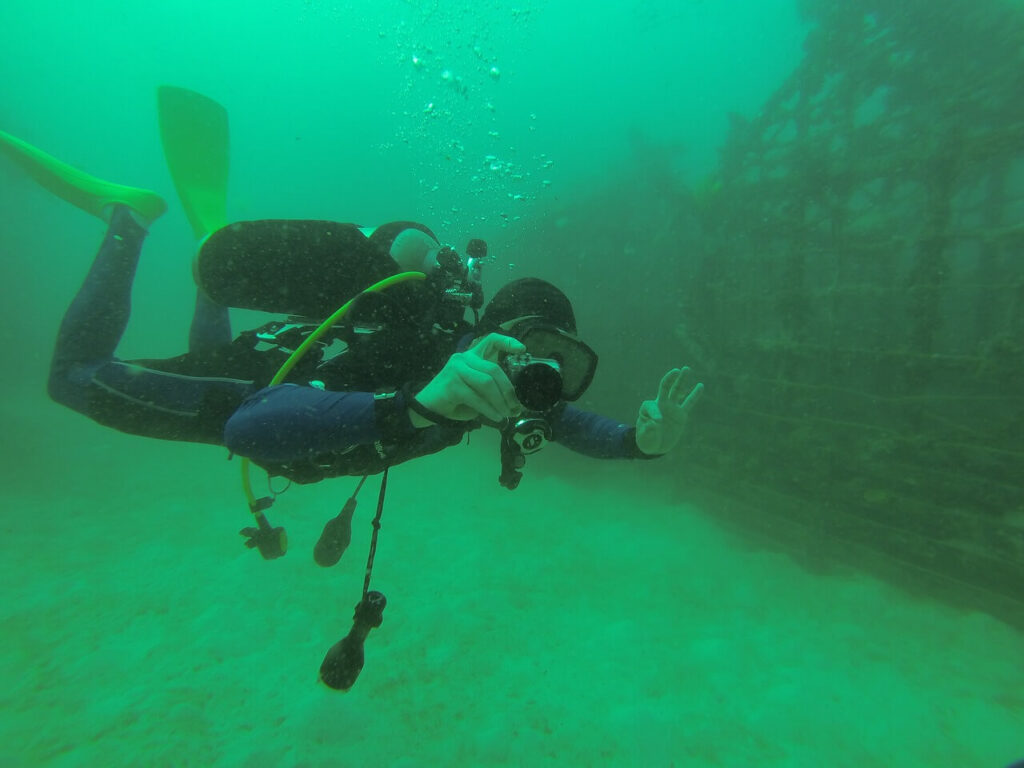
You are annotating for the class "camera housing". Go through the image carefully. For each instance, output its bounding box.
[502,353,563,412]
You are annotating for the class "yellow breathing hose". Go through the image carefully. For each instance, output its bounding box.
[240,271,427,511]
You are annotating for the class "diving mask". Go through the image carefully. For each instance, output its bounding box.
[501,318,598,405]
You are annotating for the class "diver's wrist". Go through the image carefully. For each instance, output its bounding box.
[402,383,468,430]
[373,389,416,440]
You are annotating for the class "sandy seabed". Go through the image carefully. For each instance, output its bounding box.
[2,395,1022,768]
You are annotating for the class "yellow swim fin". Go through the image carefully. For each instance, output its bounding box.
[157,85,230,240]
[0,128,167,224]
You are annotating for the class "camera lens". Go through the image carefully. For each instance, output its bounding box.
[514,361,562,411]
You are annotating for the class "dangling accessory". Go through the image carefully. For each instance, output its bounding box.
[314,475,367,567]
[319,468,390,691]
[498,416,553,490]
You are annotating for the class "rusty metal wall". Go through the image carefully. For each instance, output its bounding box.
[673,0,1024,625]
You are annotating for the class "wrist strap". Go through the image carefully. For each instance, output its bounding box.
[402,382,467,430]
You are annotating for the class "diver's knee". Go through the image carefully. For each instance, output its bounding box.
[47,361,90,413]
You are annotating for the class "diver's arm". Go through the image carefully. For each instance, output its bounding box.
[224,384,417,464]
[550,405,657,459]
[221,339,519,463]
[555,367,704,459]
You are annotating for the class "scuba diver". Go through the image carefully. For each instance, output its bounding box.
[1,85,703,689]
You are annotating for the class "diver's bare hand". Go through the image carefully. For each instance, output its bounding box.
[410,333,526,425]
[635,366,704,455]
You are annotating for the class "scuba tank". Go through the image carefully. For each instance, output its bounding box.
[195,218,487,391]
[194,219,436,318]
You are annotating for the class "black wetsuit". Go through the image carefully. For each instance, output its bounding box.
[49,206,651,483]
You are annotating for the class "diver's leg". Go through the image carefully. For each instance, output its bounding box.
[47,205,252,444]
[188,289,232,354]
[48,204,145,411]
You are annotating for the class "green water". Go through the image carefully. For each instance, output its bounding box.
[1,1,1022,765]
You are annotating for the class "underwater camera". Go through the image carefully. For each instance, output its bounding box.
[501,353,562,412]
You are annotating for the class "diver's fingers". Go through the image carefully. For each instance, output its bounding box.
[679,382,704,415]
[667,366,695,402]
[447,359,517,421]
[469,333,527,362]
[459,343,521,411]
[416,349,515,421]
[638,398,661,423]
[656,369,680,403]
